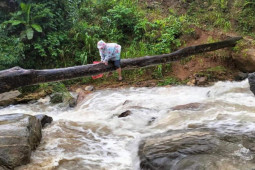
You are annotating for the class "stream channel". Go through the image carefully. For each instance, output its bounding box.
[1,79,255,170]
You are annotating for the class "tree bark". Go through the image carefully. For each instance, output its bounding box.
[0,37,242,93]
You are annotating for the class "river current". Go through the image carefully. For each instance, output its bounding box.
[0,79,255,170]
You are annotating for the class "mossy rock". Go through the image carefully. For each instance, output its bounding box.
[50,93,63,104]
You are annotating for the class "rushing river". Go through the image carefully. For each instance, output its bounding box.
[1,79,255,170]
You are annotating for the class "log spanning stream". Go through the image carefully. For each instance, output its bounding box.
[1,79,255,170]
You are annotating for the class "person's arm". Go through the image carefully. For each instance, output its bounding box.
[102,55,109,65]
[102,47,114,65]
[103,53,110,63]
[99,50,104,61]
[99,50,109,65]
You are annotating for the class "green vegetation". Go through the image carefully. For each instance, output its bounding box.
[158,77,182,86]
[0,0,191,71]
[0,0,254,91]
[2,3,43,40]
[195,66,227,80]
[187,0,255,36]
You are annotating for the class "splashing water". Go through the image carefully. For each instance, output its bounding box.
[1,79,255,170]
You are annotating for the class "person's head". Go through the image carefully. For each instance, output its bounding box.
[97,40,106,50]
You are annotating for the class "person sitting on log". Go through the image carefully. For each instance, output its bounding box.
[97,40,123,81]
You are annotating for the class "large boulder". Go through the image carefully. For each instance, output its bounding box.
[248,72,255,95]
[0,113,52,169]
[139,128,255,170]
[0,90,49,107]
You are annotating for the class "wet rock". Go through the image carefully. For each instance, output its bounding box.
[139,128,255,170]
[28,100,37,104]
[171,103,204,111]
[0,90,21,107]
[234,72,249,81]
[0,114,42,169]
[233,48,255,72]
[35,114,53,128]
[68,97,77,107]
[248,72,255,95]
[50,92,63,103]
[64,92,78,108]
[123,100,132,105]
[15,90,49,104]
[76,89,91,105]
[195,76,207,85]
[147,117,156,125]
[49,92,77,107]
[118,110,132,118]
[85,86,94,91]
[186,79,195,86]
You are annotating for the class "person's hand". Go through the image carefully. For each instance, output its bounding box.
[104,61,108,65]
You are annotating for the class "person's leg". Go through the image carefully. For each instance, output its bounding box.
[114,60,122,80]
[107,60,113,77]
[117,67,122,80]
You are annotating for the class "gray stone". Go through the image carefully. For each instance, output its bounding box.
[35,114,53,128]
[50,92,63,103]
[68,97,77,107]
[235,72,249,81]
[67,92,78,108]
[0,114,42,169]
[139,128,255,170]
[118,110,132,118]
[195,76,207,85]
[0,90,21,107]
[85,86,94,91]
[248,72,255,95]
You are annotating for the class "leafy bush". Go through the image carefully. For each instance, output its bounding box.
[238,6,255,34]
[0,32,24,70]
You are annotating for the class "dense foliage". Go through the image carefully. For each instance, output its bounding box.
[0,0,254,72]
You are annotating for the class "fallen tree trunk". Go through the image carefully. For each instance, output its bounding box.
[0,37,242,93]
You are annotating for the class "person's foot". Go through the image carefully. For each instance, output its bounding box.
[118,77,123,81]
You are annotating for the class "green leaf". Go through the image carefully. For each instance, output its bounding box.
[20,3,27,12]
[31,24,42,32]
[26,28,34,40]
[17,11,22,16]
[20,31,26,39]
[2,21,10,25]
[10,20,23,26]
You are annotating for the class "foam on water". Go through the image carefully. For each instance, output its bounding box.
[1,79,255,169]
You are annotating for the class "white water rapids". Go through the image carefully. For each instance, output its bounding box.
[1,79,255,170]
